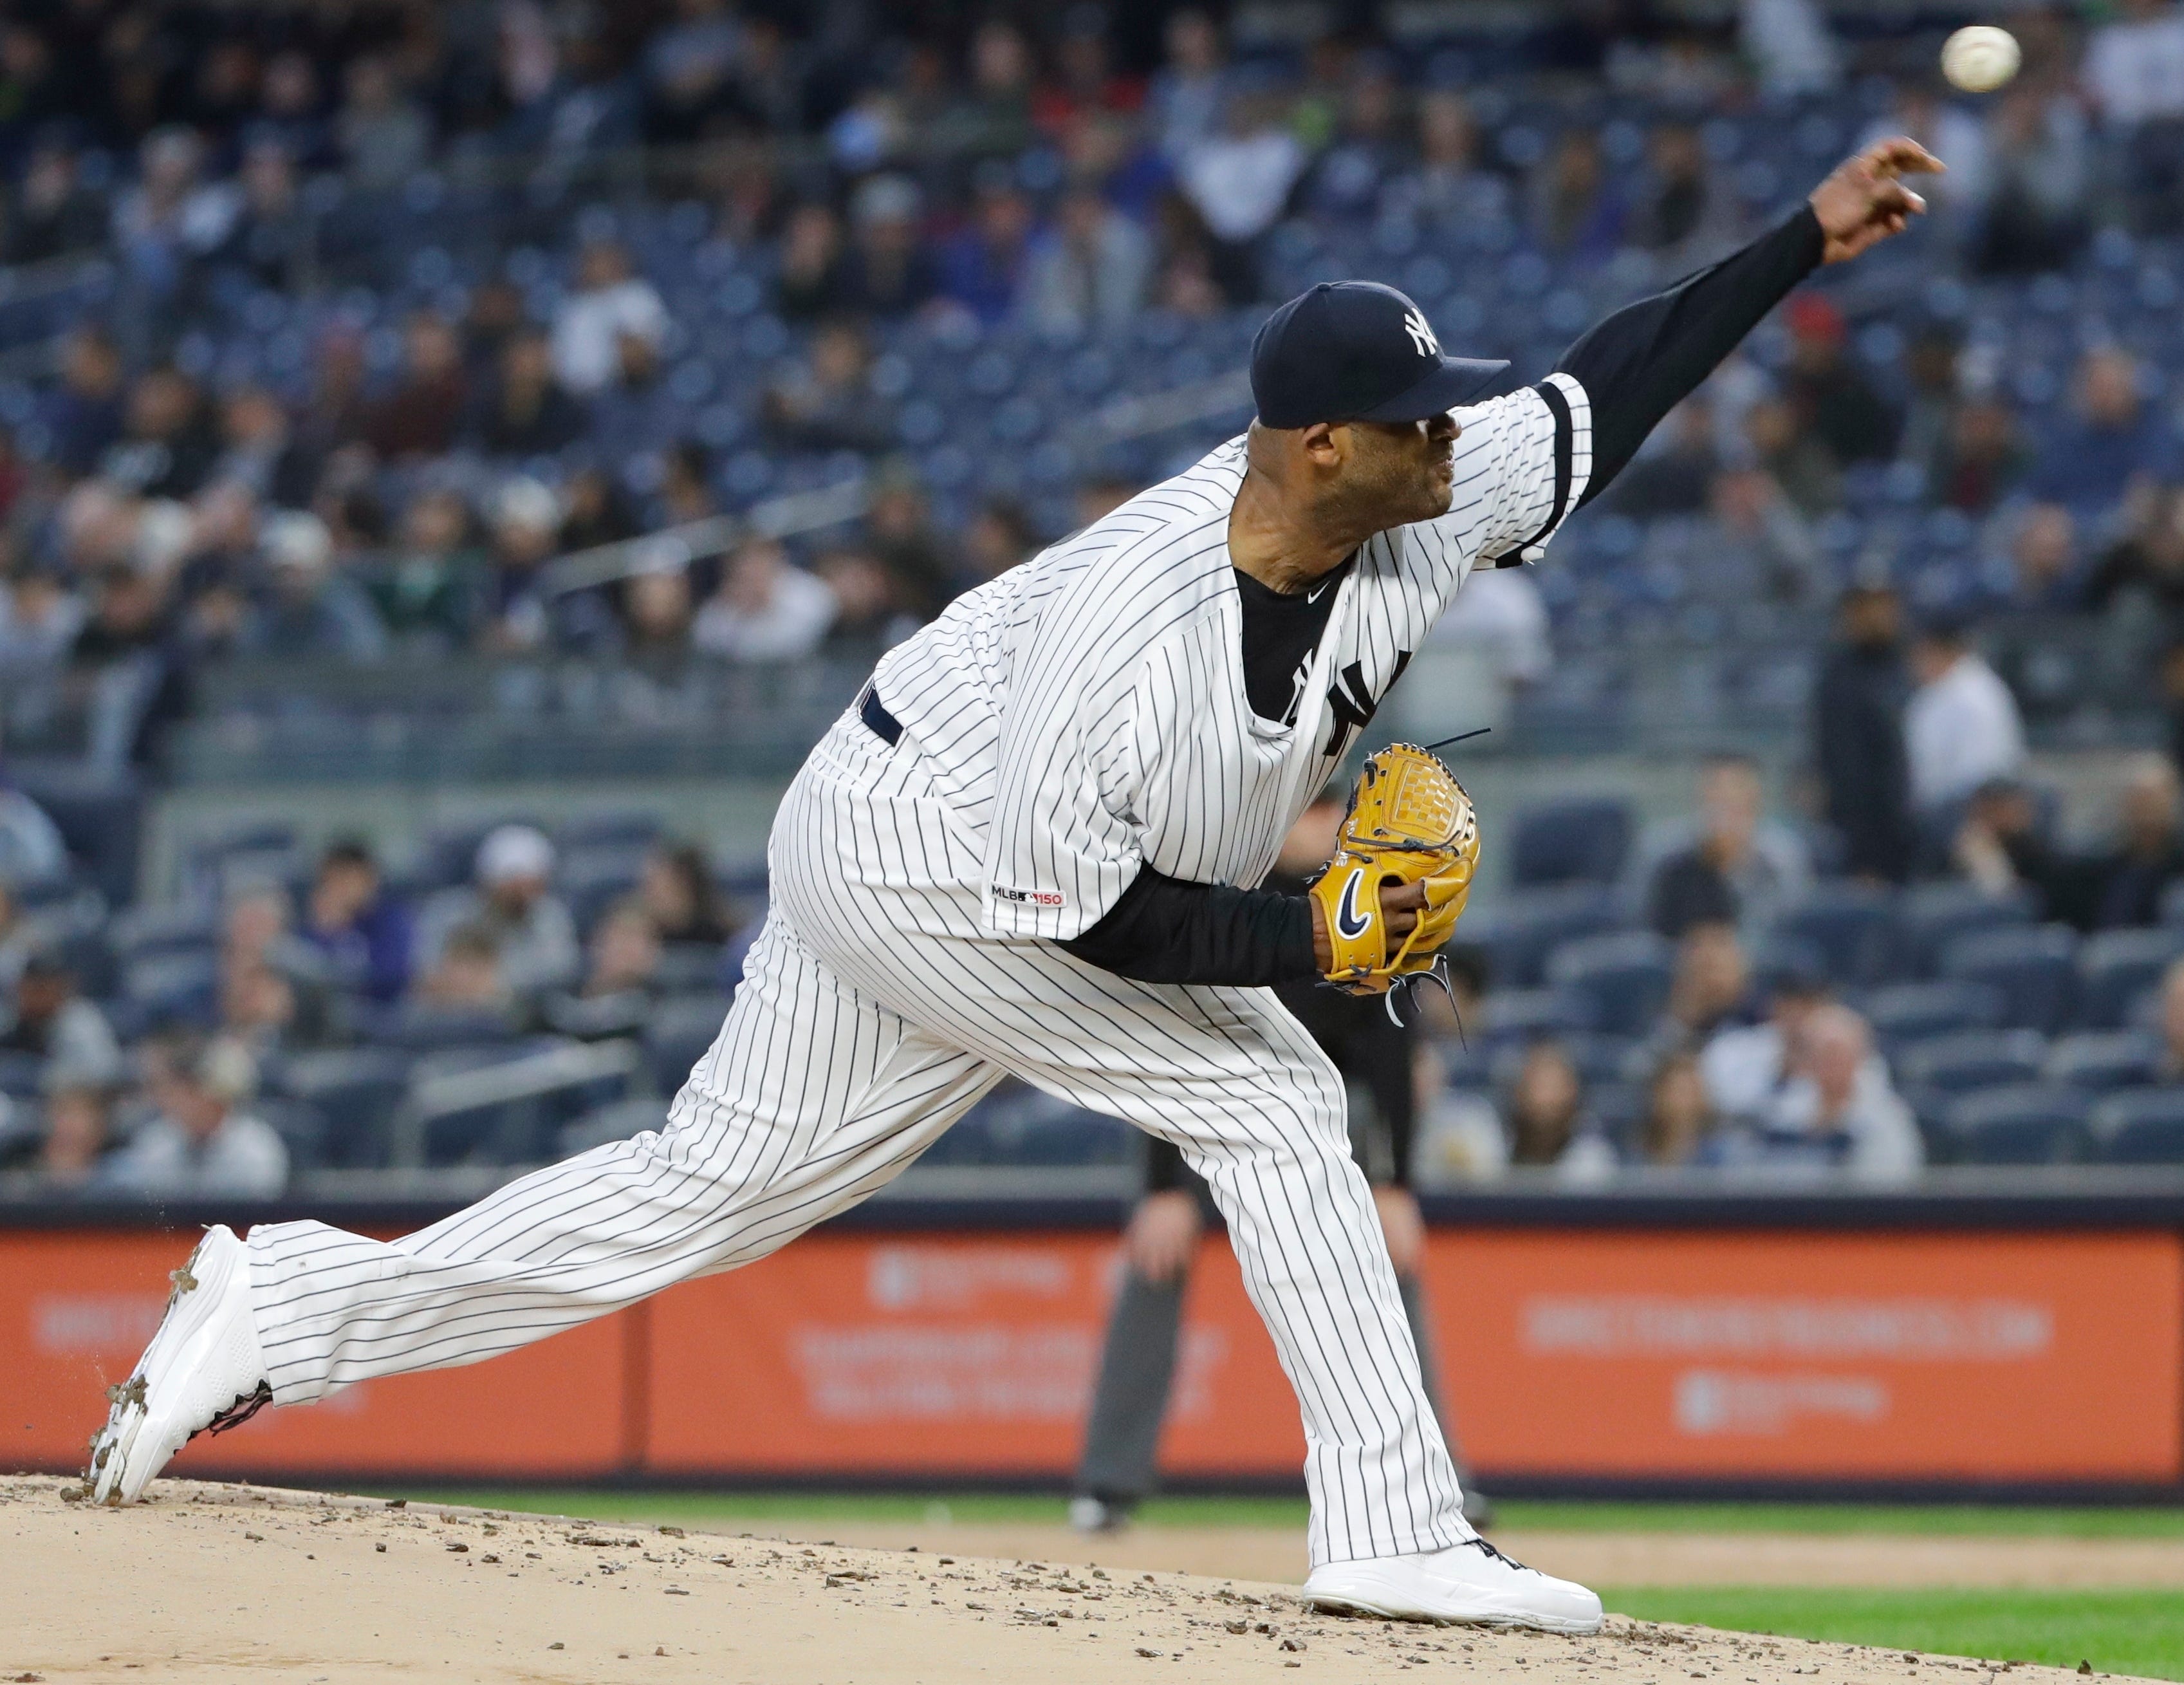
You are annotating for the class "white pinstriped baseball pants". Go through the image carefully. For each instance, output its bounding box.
[247,712,1468,1568]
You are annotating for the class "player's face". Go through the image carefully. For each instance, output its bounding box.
[1338,412,1461,527]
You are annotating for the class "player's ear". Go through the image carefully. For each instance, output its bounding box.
[1299,421,1343,468]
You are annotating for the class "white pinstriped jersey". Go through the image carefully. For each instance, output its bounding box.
[865,373,1594,943]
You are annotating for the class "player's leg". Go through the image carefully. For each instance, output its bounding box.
[1071,1263,1189,1528]
[88,913,1001,1502]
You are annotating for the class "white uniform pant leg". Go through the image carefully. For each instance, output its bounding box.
[778,723,1468,1570]
[246,913,1001,1404]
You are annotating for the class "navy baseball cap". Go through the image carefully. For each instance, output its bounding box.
[1250,281,1508,431]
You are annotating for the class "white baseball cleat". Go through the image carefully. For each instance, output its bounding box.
[1304,1536,1604,1633]
[86,1225,271,1505]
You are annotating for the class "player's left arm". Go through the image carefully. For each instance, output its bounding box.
[1553,136,1941,516]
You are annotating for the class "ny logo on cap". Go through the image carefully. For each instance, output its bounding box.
[1403,310,1440,357]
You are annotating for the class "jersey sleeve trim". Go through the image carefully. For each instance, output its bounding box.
[1496,371,1593,567]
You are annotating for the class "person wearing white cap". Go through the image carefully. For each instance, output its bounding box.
[414,824,579,999]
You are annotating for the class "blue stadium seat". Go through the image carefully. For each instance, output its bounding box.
[2091,1088,2184,1164]
[2075,927,2184,1030]
[1460,884,1622,989]
[1937,1084,2091,1165]
[556,843,652,936]
[559,1095,671,1157]
[1898,884,2035,978]
[1860,982,2006,1052]
[2045,1031,2161,1094]
[555,811,665,852]
[1939,924,2080,1033]
[1545,931,1674,1038]
[1477,986,1598,1050]
[120,950,220,1027]
[1898,1030,2049,1094]
[1768,883,1900,987]
[1508,797,1633,889]
[254,1095,328,1173]
[106,906,219,966]
[0,1052,43,1099]
[644,991,736,1093]
[265,1048,413,1169]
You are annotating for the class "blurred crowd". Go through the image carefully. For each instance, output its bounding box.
[0,0,2179,1191]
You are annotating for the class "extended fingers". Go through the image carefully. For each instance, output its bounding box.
[1862,135,1946,177]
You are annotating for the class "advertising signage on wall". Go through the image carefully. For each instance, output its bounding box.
[3,1227,2178,1487]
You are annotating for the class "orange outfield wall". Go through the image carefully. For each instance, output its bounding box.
[2,1227,2178,1485]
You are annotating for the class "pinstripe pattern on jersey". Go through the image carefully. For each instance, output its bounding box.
[241,376,1593,1573]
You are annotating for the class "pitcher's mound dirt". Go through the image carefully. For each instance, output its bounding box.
[0,1476,2142,1684]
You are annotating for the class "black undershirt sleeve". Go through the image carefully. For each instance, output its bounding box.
[1059,863,1319,987]
[1557,203,1826,509]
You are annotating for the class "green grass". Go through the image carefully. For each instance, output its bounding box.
[359,1487,2184,1540]
[1603,1588,2184,1682]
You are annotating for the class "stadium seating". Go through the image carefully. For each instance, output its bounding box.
[1459,884,1623,990]
[2075,928,2184,1030]
[1545,932,1674,1038]
[1769,884,1900,988]
[1507,798,1633,890]
[1898,1030,2050,1095]
[1936,1085,2091,1165]
[643,992,736,1095]
[2044,1031,2163,1094]
[264,1048,415,1169]
[1939,926,2081,1034]
[1896,884,2037,979]
[1859,982,2008,1054]
[2091,1089,2184,1164]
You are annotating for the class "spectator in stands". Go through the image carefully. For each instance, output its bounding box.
[692,537,835,662]
[109,1034,287,1196]
[1742,395,1838,517]
[1702,459,1824,595]
[1607,397,1717,519]
[1905,611,2026,815]
[1754,1003,1923,1183]
[1022,185,1154,334]
[1304,55,1405,224]
[1950,777,2073,917]
[367,313,468,461]
[470,329,586,459]
[2086,485,2184,619]
[0,742,68,890]
[762,319,891,454]
[1384,89,1506,230]
[249,511,387,663]
[938,167,1037,326]
[2003,502,2084,611]
[2085,0,2184,234]
[482,477,563,652]
[1504,1040,1616,1180]
[370,487,485,649]
[2084,755,2184,929]
[44,326,126,477]
[938,19,1036,162]
[1647,755,1809,938]
[418,824,578,1000]
[1425,563,1551,691]
[212,385,315,509]
[337,54,432,192]
[8,140,106,265]
[0,557,82,670]
[1528,129,1624,263]
[0,950,120,1088]
[1929,397,2027,517]
[620,567,694,675]
[1652,921,1757,1052]
[1147,8,1230,163]
[640,842,737,950]
[580,898,663,1000]
[775,203,848,321]
[1815,582,1916,882]
[2158,956,2184,1079]
[1638,1050,1725,1168]
[837,174,938,319]
[412,921,511,1014]
[105,367,219,499]
[68,563,193,766]
[1972,82,2092,275]
[815,546,920,650]
[865,472,954,619]
[1627,122,1735,259]
[1700,964,1829,1127]
[552,238,669,399]
[963,497,1039,586]
[219,956,321,1059]
[25,1075,117,1189]
[1782,295,1897,467]
[1176,81,1304,304]
[2028,348,2175,516]
[301,839,412,1003]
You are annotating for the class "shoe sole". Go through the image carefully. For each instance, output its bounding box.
[1304,1588,1602,1635]
[88,1229,241,1505]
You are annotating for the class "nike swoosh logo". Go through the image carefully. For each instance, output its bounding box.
[1335,868,1372,940]
[1307,581,1333,604]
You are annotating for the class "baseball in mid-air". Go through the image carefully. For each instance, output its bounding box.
[1941,24,2021,93]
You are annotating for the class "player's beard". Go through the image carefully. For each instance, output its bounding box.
[1332,422,1454,534]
